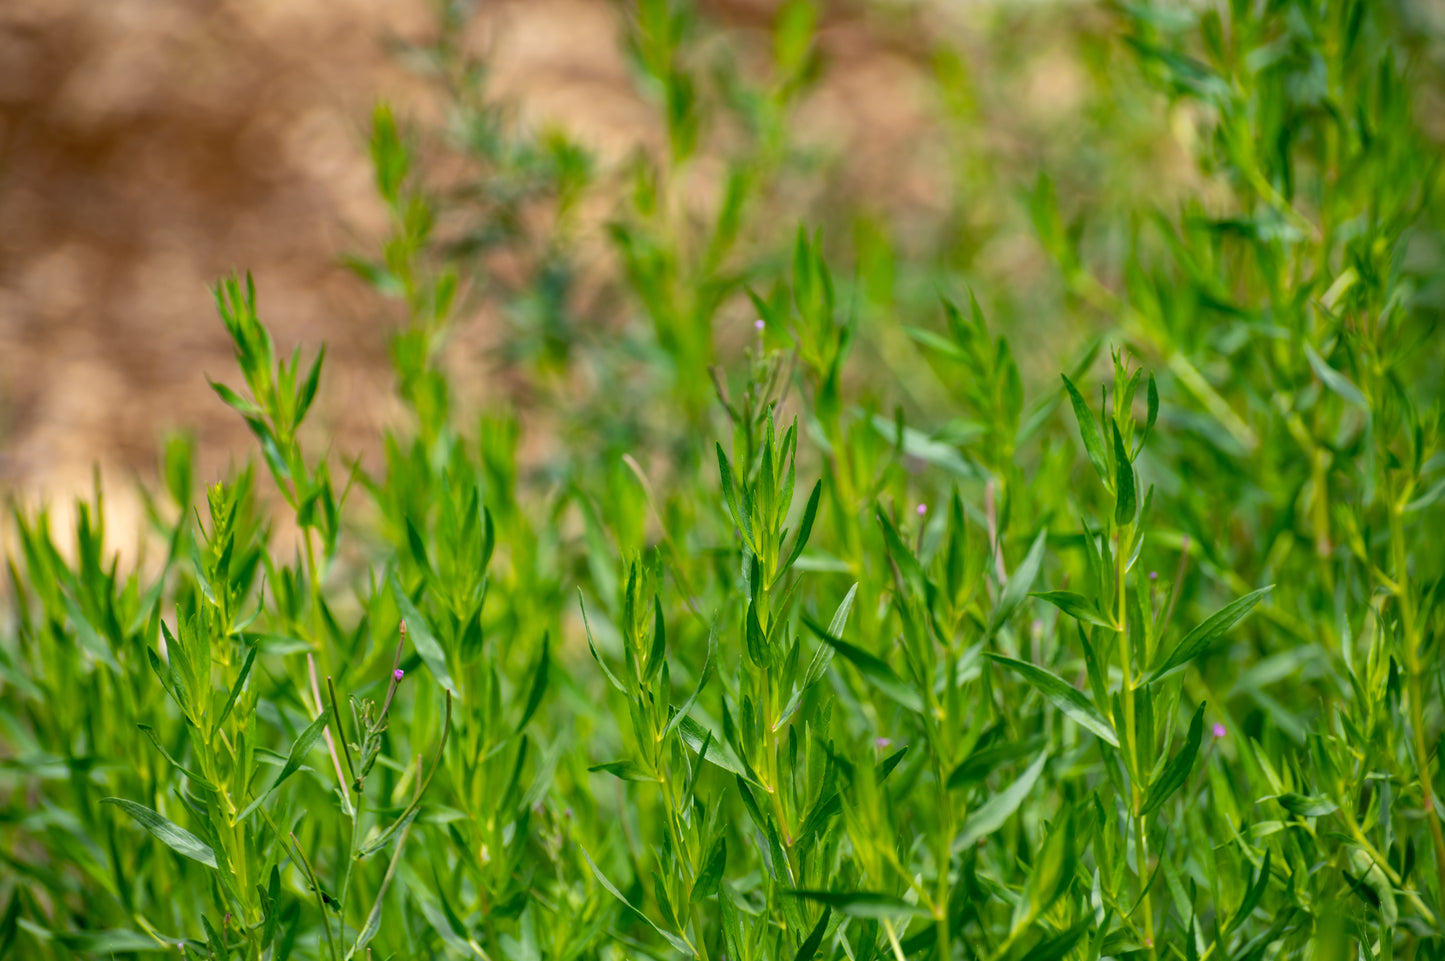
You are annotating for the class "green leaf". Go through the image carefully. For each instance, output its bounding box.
[949,734,1047,789]
[746,601,769,668]
[663,616,719,742]
[690,836,726,903]
[1012,804,1076,932]
[645,595,667,683]
[516,634,551,733]
[1112,420,1136,526]
[579,592,627,694]
[779,480,823,580]
[1304,343,1367,408]
[294,346,325,426]
[215,644,257,732]
[719,887,746,961]
[273,710,330,790]
[203,915,228,961]
[390,572,458,696]
[1029,590,1115,629]
[1345,847,1398,926]
[1275,793,1338,818]
[588,760,656,782]
[678,716,762,787]
[1144,374,1159,439]
[801,614,922,714]
[102,798,217,869]
[235,710,329,823]
[1140,703,1204,818]
[787,890,930,920]
[208,379,260,417]
[984,654,1119,747]
[54,930,171,954]
[137,725,216,791]
[793,906,832,961]
[717,443,753,548]
[877,508,927,592]
[958,752,1049,847]
[1227,850,1270,933]
[1018,918,1092,961]
[781,584,857,729]
[581,846,694,955]
[1062,374,1109,486]
[1148,586,1273,684]
[988,529,1048,636]
[867,415,984,481]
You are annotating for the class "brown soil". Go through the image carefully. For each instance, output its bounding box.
[0,0,1125,552]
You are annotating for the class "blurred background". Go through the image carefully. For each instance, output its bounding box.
[5,0,1440,544]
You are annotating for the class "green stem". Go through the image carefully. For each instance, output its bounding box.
[1116,523,1155,957]
[1389,498,1445,924]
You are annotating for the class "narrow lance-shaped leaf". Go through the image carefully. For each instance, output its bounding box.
[958,751,1049,848]
[778,480,822,582]
[1227,850,1271,933]
[235,710,330,823]
[717,442,753,549]
[801,613,923,714]
[580,846,694,955]
[663,616,719,742]
[745,601,769,668]
[779,583,858,729]
[690,836,727,904]
[645,595,666,683]
[516,633,551,733]
[389,573,458,696]
[677,716,763,787]
[1112,420,1136,526]
[877,508,927,592]
[1062,373,1110,487]
[1148,586,1273,684]
[214,644,257,733]
[1304,343,1367,408]
[1140,702,1204,818]
[985,654,1119,747]
[988,529,1048,636]
[102,798,217,869]
[787,891,931,920]
[579,592,627,694]
[1030,590,1116,629]
[794,906,832,961]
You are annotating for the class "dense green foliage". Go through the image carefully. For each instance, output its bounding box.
[3,1,1444,959]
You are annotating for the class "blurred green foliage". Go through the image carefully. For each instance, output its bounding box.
[3,1,1444,959]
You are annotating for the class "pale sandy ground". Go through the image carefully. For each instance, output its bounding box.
[0,0,1142,562]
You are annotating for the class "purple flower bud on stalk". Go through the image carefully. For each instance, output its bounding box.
[754,319,765,331]
[916,503,927,516]
[1149,570,1158,582]
[874,737,892,750]
[394,668,405,682]
[1213,723,1227,739]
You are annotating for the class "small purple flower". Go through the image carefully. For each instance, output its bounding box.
[874,737,892,750]
[1149,570,1158,582]
[916,503,927,516]
[393,668,405,682]
[1212,723,1227,739]
[754,319,765,331]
